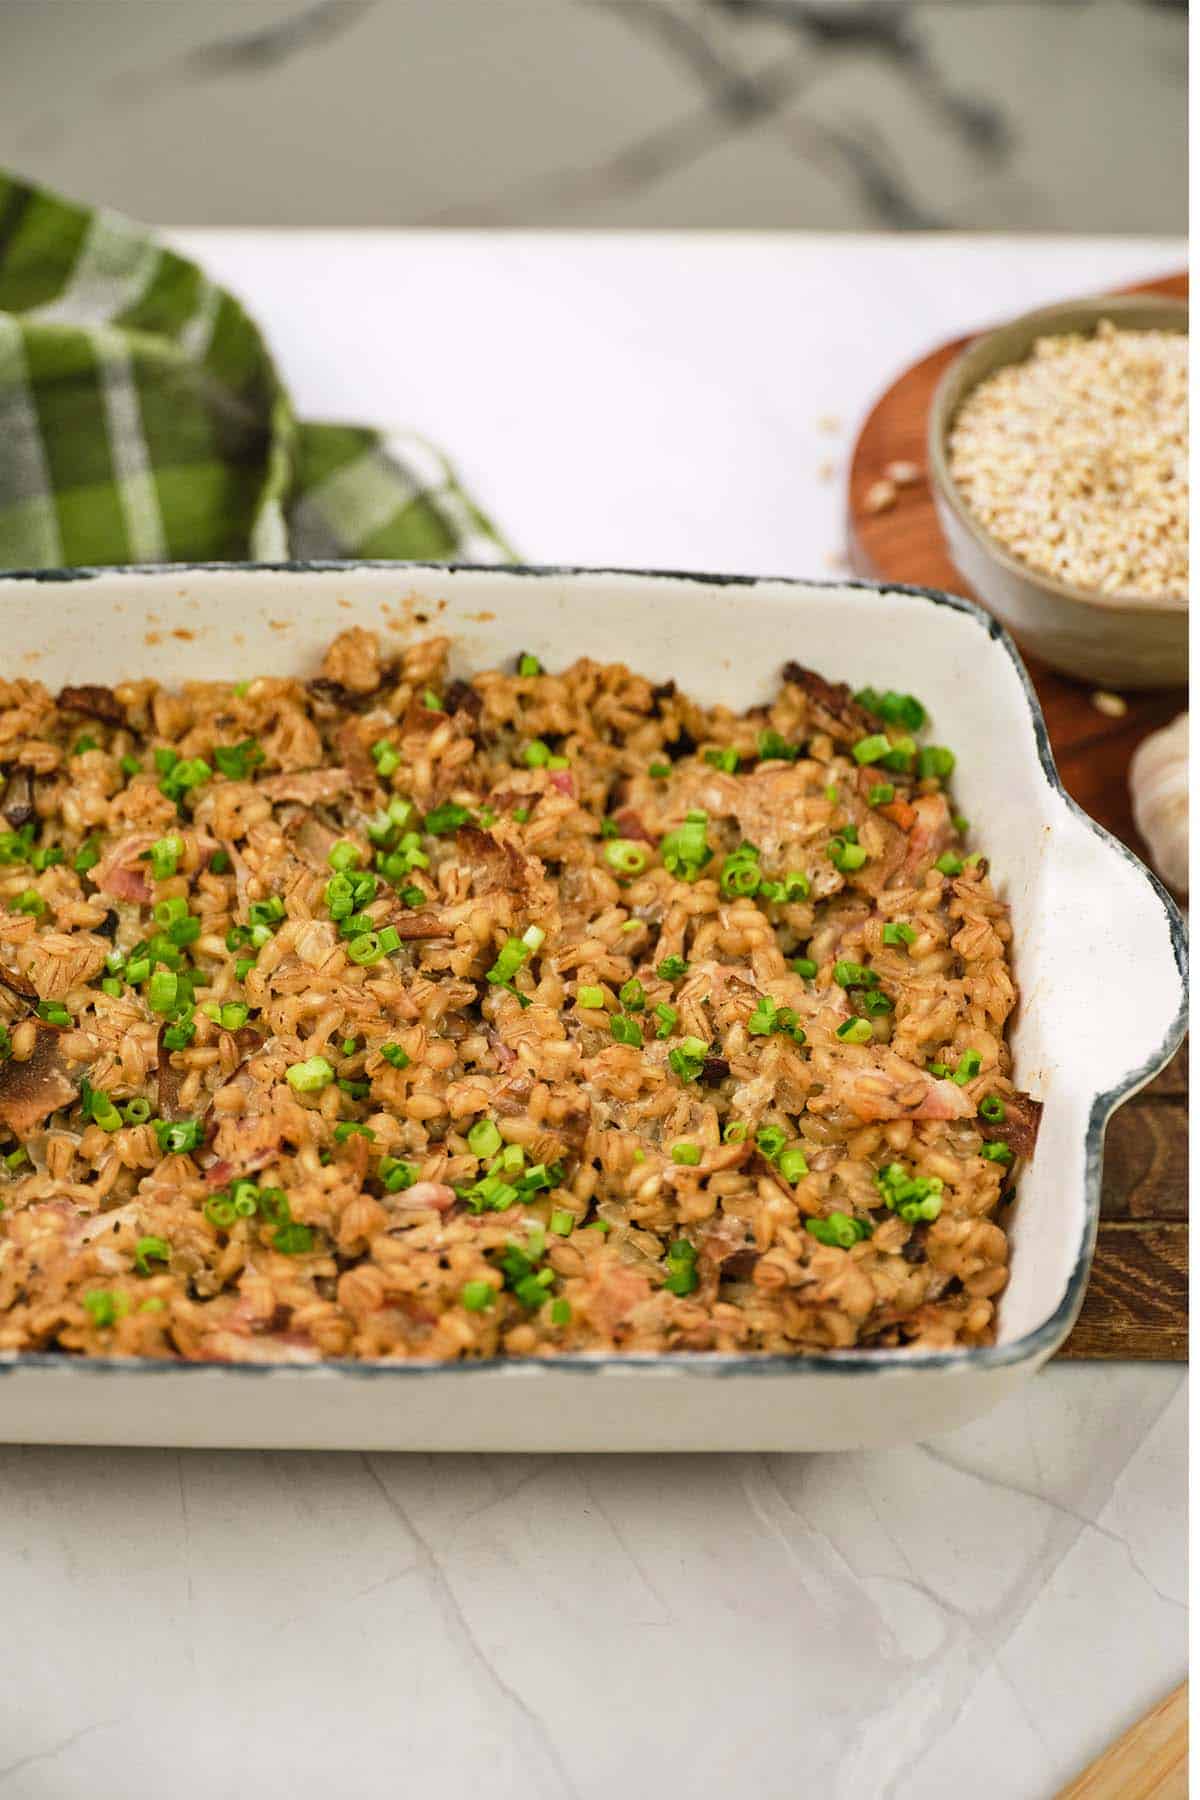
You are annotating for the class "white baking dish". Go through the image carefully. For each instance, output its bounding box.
[0,564,1185,1451]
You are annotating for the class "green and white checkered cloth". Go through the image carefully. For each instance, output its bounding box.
[0,173,511,570]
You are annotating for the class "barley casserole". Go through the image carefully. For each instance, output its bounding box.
[0,626,1039,1362]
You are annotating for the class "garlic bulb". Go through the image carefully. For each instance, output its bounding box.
[1130,713,1188,893]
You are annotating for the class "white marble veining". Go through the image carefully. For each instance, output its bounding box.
[0,233,1186,1799]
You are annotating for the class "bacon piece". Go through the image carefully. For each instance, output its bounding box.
[257,768,352,806]
[0,1026,76,1135]
[442,679,482,722]
[0,766,34,828]
[57,684,126,725]
[0,961,37,1005]
[612,807,653,843]
[454,824,531,899]
[982,1091,1043,1161]
[914,1079,977,1122]
[781,662,874,739]
[823,1055,975,1124]
[391,1181,456,1214]
[94,833,155,905]
[387,910,453,941]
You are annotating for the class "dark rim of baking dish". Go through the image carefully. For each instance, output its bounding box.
[0,562,1187,1384]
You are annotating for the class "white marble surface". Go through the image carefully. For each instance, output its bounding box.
[0,233,1186,1800]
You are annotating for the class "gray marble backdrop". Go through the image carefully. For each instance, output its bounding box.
[1,0,1187,231]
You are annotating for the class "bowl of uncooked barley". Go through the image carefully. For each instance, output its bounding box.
[928,294,1187,688]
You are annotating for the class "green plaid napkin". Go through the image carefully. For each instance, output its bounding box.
[0,173,511,569]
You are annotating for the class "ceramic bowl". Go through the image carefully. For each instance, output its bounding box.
[0,563,1186,1451]
[927,294,1188,689]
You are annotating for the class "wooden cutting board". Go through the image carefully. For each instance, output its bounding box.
[1055,1682,1187,1798]
[847,272,1188,1361]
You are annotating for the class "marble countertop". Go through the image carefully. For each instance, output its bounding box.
[1,232,1185,1800]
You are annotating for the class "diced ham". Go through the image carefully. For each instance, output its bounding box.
[391,1180,456,1213]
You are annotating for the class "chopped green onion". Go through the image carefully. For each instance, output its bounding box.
[722,1120,747,1143]
[468,1119,503,1158]
[286,1056,334,1094]
[380,1042,410,1069]
[704,746,739,773]
[720,849,761,898]
[378,1157,418,1194]
[134,1235,170,1275]
[852,734,891,765]
[953,814,969,835]
[517,652,542,676]
[159,756,211,804]
[550,1209,575,1237]
[610,1015,643,1047]
[757,729,797,762]
[512,808,531,825]
[806,1213,870,1249]
[550,1298,571,1326]
[522,740,553,767]
[273,1223,314,1254]
[426,802,474,835]
[755,1125,787,1162]
[828,838,868,873]
[862,989,893,1016]
[328,841,361,872]
[120,754,142,778]
[778,1147,809,1184]
[11,889,45,917]
[147,970,178,1015]
[979,1094,1006,1123]
[153,1117,204,1155]
[333,1121,374,1142]
[935,852,964,876]
[836,1018,873,1043]
[461,1280,496,1311]
[791,957,818,979]
[660,811,711,882]
[878,736,916,773]
[981,1141,1014,1164]
[371,739,401,779]
[657,955,689,981]
[952,1049,982,1086]
[423,690,443,711]
[653,1003,677,1039]
[121,1097,152,1125]
[648,763,671,779]
[100,977,123,998]
[671,1141,701,1166]
[834,960,875,989]
[875,1161,944,1221]
[618,978,645,1012]
[347,932,386,965]
[917,745,956,781]
[748,996,778,1036]
[868,783,896,807]
[663,1238,698,1296]
[882,921,916,946]
[604,838,649,876]
[162,1014,196,1051]
[82,1290,129,1328]
[37,999,71,1027]
[577,985,605,1010]
[855,688,926,730]
[72,836,101,874]
[667,1038,708,1083]
[213,738,264,780]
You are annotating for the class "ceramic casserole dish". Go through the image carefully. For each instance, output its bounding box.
[0,563,1185,1451]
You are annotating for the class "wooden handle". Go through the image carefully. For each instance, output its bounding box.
[1055,1683,1187,1798]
